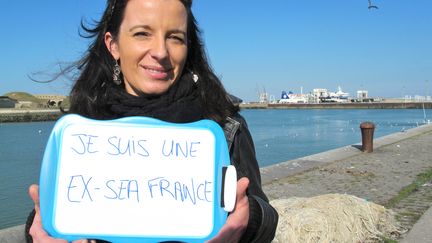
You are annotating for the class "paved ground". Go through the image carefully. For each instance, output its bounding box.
[400,206,432,243]
[261,123,432,241]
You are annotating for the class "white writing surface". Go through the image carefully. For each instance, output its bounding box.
[53,122,216,237]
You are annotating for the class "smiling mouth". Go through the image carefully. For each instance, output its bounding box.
[143,65,172,79]
[146,67,167,73]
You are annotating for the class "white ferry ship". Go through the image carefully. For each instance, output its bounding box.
[279,86,350,104]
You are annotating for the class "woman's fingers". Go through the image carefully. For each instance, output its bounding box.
[28,185,94,243]
[206,177,250,243]
[29,184,40,212]
[236,177,249,201]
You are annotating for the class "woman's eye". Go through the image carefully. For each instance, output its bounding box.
[134,31,150,37]
[170,35,185,43]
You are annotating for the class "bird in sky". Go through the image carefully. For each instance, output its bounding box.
[368,0,379,9]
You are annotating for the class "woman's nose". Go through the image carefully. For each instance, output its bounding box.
[150,37,168,60]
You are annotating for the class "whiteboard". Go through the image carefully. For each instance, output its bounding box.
[39,114,231,242]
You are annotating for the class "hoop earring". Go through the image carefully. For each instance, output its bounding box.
[113,60,122,85]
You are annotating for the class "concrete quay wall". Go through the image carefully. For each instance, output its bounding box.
[0,109,62,122]
[0,226,26,243]
[260,122,432,185]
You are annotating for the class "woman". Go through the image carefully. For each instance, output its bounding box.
[26,0,278,242]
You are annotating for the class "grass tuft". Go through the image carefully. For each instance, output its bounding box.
[385,168,432,208]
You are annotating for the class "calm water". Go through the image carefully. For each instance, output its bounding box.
[241,109,431,167]
[0,109,431,229]
[0,121,54,229]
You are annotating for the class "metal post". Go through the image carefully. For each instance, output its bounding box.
[360,122,375,153]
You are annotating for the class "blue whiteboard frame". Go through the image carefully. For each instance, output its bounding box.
[39,114,231,242]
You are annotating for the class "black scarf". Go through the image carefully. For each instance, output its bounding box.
[106,72,204,123]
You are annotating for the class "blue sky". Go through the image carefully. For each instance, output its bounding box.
[1,0,431,102]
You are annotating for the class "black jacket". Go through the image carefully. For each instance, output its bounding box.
[223,114,278,243]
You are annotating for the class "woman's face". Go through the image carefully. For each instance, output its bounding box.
[105,0,188,96]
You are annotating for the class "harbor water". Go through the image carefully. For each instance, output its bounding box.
[241,109,431,167]
[0,109,431,229]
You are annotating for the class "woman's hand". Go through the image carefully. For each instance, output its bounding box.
[29,178,250,243]
[206,177,250,243]
[28,184,92,243]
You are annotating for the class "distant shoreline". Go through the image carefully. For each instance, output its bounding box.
[240,101,432,109]
[1,102,432,123]
[0,109,63,123]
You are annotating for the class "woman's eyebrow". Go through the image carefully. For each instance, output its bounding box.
[128,25,186,36]
[129,24,153,32]
[168,29,186,36]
